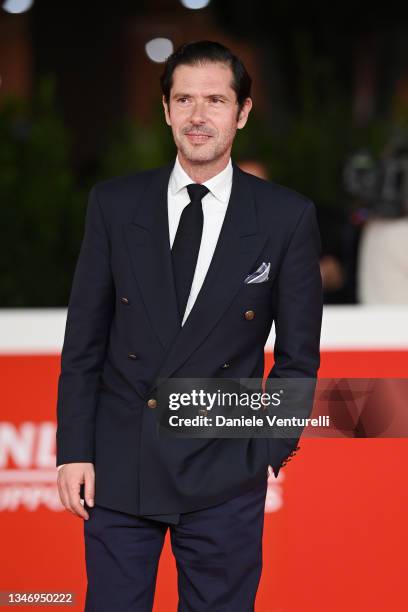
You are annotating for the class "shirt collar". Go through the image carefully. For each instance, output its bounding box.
[169,155,233,204]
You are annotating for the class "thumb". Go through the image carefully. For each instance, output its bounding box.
[84,469,95,507]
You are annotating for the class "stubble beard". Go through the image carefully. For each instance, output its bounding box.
[176,128,235,166]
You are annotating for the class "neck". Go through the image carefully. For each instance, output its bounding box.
[177,151,231,183]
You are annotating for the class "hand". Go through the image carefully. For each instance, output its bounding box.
[57,462,95,520]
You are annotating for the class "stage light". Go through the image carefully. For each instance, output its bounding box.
[180,0,211,8]
[2,0,34,13]
[145,38,174,63]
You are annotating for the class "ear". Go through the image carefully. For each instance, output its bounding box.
[237,97,253,130]
[162,95,171,126]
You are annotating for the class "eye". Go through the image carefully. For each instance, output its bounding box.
[177,97,189,104]
[210,97,224,104]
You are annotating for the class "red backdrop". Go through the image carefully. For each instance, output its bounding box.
[1,310,407,611]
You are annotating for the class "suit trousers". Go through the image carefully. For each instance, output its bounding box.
[83,476,268,611]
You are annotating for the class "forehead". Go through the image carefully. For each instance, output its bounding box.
[170,62,235,97]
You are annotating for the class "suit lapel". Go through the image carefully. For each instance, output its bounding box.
[123,161,181,351]
[124,160,270,381]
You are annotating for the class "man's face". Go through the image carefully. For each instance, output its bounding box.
[163,61,252,164]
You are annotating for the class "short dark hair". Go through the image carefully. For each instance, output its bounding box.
[160,40,252,113]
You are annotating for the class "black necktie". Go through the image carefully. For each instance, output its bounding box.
[171,183,210,323]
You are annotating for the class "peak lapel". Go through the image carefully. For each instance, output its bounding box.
[123,161,181,351]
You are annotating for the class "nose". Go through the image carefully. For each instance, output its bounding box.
[189,99,207,124]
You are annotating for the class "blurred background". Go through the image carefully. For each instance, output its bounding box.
[2,0,408,306]
[1,2,408,611]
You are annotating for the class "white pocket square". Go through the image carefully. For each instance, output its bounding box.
[244,262,270,284]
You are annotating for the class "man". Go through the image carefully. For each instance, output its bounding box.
[56,41,323,611]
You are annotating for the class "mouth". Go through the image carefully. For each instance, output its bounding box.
[185,133,212,144]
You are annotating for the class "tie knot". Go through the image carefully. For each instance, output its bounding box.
[186,183,210,203]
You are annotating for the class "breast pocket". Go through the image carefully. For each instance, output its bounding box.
[240,275,275,298]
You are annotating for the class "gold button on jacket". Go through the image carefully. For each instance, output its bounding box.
[244,309,255,320]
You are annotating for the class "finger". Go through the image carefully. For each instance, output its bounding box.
[69,493,89,519]
[84,470,95,507]
[57,480,69,509]
[62,481,77,515]
[67,481,89,520]
[57,474,73,513]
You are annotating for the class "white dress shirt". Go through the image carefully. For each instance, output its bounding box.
[57,156,233,471]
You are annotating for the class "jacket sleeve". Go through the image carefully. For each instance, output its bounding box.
[56,185,115,466]
[265,199,323,477]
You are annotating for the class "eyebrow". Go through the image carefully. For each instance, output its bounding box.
[172,93,230,100]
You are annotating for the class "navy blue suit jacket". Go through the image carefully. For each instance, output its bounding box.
[56,160,323,517]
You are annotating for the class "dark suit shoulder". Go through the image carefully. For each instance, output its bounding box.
[92,163,172,198]
[89,162,174,222]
